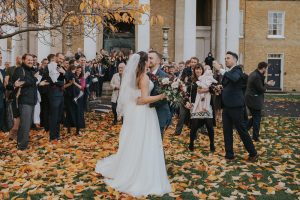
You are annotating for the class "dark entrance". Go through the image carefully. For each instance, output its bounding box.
[267,57,282,90]
[103,20,135,53]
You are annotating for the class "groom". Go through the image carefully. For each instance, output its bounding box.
[148,50,171,138]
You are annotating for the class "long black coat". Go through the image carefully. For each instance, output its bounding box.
[245,69,266,110]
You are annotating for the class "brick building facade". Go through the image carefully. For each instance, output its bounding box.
[0,0,299,91]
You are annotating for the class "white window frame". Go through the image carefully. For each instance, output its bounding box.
[267,11,285,39]
[267,53,284,91]
[239,10,244,38]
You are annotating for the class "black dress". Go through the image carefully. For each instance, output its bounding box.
[64,72,85,132]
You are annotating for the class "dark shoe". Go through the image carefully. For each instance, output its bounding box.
[225,156,235,161]
[112,120,117,125]
[210,145,216,152]
[248,154,259,162]
[188,143,194,151]
[253,137,260,142]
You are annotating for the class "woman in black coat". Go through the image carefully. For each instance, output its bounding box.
[186,63,215,152]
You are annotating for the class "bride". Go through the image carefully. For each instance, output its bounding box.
[95,51,171,197]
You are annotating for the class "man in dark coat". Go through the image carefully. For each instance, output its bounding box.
[215,51,258,162]
[245,62,275,142]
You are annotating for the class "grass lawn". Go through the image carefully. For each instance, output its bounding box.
[0,96,299,199]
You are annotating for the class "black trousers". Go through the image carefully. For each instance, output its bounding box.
[247,108,262,140]
[111,102,117,123]
[175,104,190,134]
[49,94,64,140]
[190,118,215,148]
[222,107,257,158]
[40,94,49,131]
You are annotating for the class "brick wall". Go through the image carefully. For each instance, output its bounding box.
[150,0,176,62]
[240,0,300,91]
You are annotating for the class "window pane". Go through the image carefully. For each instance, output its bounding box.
[268,13,273,24]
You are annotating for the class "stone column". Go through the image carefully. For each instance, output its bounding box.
[226,0,240,55]
[0,38,8,62]
[175,0,185,62]
[84,24,97,60]
[211,0,217,57]
[183,0,196,61]
[136,0,150,52]
[216,0,226,65]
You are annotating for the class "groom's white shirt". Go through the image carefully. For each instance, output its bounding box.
[151,67,159,75]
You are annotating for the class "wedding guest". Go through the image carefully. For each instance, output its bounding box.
[214,51,258,161]
[174,57,198,135]
[64,64,85,134]
[110,63,125,125]
[212,60,223,124]
[79,55,90,111]
[46,53,65,141]
[0,53,6,132]
[12,54,38,150]
[246,62,275,142]
[38,58,50,132]
[168,65,176,79]
[90,62,99,100]
[181,57,198,82]
[6,56,22,139]
[74,66,86,133]
[186,64,215,152]
[96,62,105,98]
[32,54,39,71]
[175,61,185,78]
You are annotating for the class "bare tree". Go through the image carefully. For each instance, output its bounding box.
[0,0,150,39]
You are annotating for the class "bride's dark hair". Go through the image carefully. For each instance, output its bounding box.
[136,51,148,87]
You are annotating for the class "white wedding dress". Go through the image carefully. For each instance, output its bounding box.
[95,80,172,197]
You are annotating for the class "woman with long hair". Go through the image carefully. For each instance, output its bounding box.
[186,63,215,152]
[95,51,171,197]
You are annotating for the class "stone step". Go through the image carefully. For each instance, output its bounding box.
[94,108,110,113]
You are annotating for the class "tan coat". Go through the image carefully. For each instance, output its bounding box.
[110,73,121,103]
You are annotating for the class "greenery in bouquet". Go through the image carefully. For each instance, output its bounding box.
[157,77,187,108]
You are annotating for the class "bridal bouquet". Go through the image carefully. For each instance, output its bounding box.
[158,77,187,108]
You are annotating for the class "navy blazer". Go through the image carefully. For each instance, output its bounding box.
[149,68,171,128]
[221,65,246,108]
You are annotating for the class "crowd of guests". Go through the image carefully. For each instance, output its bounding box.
[0,48,129,150]
[1,48,273,161]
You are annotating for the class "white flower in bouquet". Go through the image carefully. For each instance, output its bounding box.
[182,85,187,93]
[196,81,201,86]
[171,81,179,89]
[161,78,170,85]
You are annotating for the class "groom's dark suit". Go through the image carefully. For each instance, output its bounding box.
[149,68,171,137]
